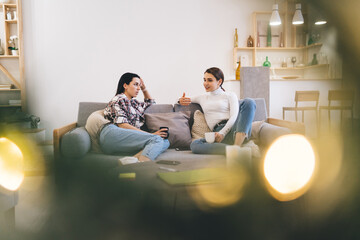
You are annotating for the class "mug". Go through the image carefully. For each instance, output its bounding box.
[205,132,215,143]
[159,127,169,139]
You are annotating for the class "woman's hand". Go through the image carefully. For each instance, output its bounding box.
[139,78,147,91]
[152,128,168,139]
[179,92,191,106]
[215,132,224,143]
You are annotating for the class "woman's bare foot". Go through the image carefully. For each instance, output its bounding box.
[134,150,151,162]
[234,132,246,146]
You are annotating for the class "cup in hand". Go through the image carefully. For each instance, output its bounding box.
[205,132,215,143]
[159,127,169,139]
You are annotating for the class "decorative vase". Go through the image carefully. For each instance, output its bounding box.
[247,35,254,47]
[234,28,238,48]
[263,56,271,67]
[267,24,272,47]
[0,39,4,55]
[311,54,318,65]
[11,49,18,56]
[236,60,241,80]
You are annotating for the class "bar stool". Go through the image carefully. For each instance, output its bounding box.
[319,90,354,131]
[283,91,320,124]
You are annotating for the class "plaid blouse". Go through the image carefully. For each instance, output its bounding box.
[104,93,155,128]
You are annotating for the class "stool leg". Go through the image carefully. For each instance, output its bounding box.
[283,108,285,120]
[340,109,343,129]
[351,109,354,132]
[302,110,304,123]
[328,109,331,132]
[315,109,318,137]
[319,109,322,135]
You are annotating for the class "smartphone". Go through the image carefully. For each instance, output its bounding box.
[156,160,181,165]
[175,147,191,151]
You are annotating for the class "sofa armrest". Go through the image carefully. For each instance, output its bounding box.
[53,122,77,160]
[266,118,305,135]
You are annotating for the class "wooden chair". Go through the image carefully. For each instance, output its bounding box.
[319,90,354,131]
[283,91,320,124]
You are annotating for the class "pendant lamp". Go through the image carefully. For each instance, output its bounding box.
[270,4,281,26]
[292,3,304,25]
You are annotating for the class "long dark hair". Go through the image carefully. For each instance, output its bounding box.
[116,72,140,95]
[204,67,225,91]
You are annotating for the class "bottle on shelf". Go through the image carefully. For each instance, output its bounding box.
[267,24,272,47]
[263,56,271,67]
[256,31,260,47]
[279,32,284,47]
[236,60,241,80]
[13,11,17,20]
[247,35,254,47]
[6,8,12,20]
[0,39,4,55]
[311,53,318,65]
[234,28,238,48]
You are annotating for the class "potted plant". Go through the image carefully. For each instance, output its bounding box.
[8,35,18,56]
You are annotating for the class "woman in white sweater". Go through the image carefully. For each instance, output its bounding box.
[179,67,256,155]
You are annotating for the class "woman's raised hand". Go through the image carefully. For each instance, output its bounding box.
[139,78,147,91]
[179,92,191,106]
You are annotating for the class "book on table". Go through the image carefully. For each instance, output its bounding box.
[157,168,226,186]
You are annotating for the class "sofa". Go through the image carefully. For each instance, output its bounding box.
[53,98,304,171]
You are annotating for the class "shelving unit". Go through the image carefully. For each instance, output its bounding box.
[0,0,24,112]
[233,1,332,81]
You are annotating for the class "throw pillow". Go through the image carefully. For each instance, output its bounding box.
[61,127,91,158]
[191,110,210,140]
[191,110,265,142]
[85,109,110,153]
[145,111,191,149]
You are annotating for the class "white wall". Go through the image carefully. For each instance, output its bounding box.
[23,0,274,138]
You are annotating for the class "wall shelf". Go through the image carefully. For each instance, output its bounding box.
[272,64,329,70]
[0,89,20,91]
[234,43,323,52]
[0,104,21,108]
[0,0,24,112]
[0,55,19,58]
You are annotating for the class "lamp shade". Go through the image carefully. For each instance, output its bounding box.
[270,4,281,26]
[292,3,304,25]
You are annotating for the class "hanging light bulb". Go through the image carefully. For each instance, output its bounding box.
[292,3,304,25]
[270,4,281,26]
[315,19,327,25]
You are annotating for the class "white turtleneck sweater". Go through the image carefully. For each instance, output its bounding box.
[191,88,239,136]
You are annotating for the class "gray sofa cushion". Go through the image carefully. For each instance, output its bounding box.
[259,123,292,147]
[174,103,202,128]
[78,102,108,127]
[61,127,91,158]
[145,111,191,148]
[145,104,174,113]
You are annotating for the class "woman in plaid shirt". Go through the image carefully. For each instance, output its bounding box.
[101,72,170,162]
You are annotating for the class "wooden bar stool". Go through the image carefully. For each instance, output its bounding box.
[283,91,320,125]
[319,90,354,131]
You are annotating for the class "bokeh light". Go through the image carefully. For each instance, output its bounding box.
[188,167,248,210]
[0,137,24,191]
[263,134,316,201]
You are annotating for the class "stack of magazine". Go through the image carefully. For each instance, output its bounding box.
[0,84,13,89]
